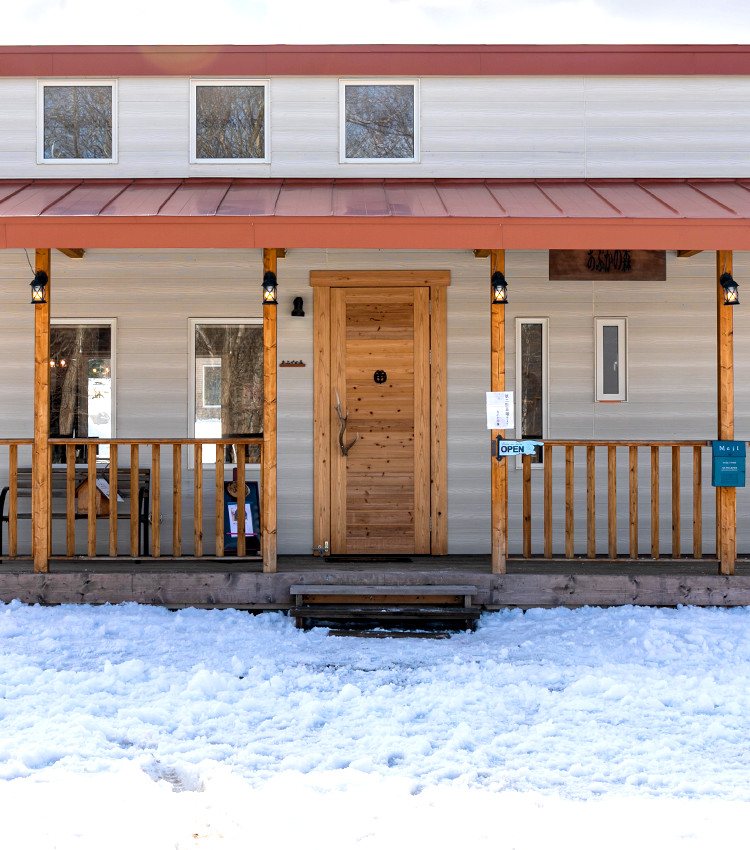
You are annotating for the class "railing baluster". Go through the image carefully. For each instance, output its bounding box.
[66,444,75,557]
[8,443,18,559]
[173,444,182,558]
[586,445,595,559]
[608,445,617,559]
[651,446,660,559]
[87,444,96,557]
[236,445,246,558]
[693,445,702,559]
[543,445,552,558]
[151,444,161,558]
[130,444,139,558]
[522,453,531,558]
[672,446,681,558]
[215,444,224,558]
[629,445,638,558]
[194,443,203,558]
[109,444,118,558]
[565,445,574,558]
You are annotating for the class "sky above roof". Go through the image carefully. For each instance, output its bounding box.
[4,0,750,46]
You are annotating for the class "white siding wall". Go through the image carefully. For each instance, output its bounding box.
[1,248,749,556]
[2,75,750,179]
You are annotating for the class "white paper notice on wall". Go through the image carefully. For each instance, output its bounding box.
[486,392,514,430]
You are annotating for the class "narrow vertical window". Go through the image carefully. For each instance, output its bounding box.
[189,320,263,464]
[340,80,419,162]
[50,320,115,463]
[516,318,548,465]
[39,82,116,162]
[596,318,627,401]
[190,81,269,162]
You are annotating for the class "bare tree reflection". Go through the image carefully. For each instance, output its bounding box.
[44,86,113,160]
[195,86,265,159]
[345,85,414,159]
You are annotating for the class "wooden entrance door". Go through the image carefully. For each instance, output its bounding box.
[312,271,449,557]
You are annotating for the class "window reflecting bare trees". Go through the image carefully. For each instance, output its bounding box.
[195,85,266,160]
[344,84,415,159]
[43,85,113,160]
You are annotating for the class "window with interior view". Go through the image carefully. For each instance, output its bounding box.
[191,81,268,162]
[190,320,263,463]
[39,82,116,162]
[50,321,115,463]
[341,80,418,161]
[596,318,627,401]
[515,318,548,465]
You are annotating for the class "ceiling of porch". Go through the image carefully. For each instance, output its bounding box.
[1,178,750,251]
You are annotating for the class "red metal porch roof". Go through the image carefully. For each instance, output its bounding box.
[1,178,750,250]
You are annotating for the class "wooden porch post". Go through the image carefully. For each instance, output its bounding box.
[33,249,51,573]
[262,248,278,572]
[717,250,736,575]
[490,249,507,573]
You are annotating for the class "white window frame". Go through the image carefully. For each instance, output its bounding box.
[595,318,627,402]
[50,318,117,462]
[515,317,548,468]
[190,79,270,164]
[188,317,263,467]
[339,79,420,164]
[37,80,118,164]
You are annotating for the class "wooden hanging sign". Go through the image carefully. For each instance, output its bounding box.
[549,250,666,281]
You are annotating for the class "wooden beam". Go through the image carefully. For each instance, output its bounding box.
[717,250,736,575]
[32,249,51,573]
[56,249,85,259]
[490,249,507,573]
[276,249,287,259]
[262,248,278,572]
[474,249,491,258]
[677,250,702,258]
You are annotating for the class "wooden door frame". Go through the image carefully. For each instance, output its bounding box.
[311,270,449,556]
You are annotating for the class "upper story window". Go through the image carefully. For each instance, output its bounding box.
[38,81,116,163]
[190,80,269,163]
[340,80,419,162]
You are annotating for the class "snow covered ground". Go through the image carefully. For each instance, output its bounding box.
[2,601,750,848]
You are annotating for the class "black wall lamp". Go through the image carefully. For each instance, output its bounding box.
[291,296,305,317]
[30,270,48,304]
[262,270,278,305]
[491,271,508,304]
[720,272,740,306]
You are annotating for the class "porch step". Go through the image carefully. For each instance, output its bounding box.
[289,584,480,632]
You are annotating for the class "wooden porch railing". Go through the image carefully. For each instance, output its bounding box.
[510,441,715,560]
[1,438,263,562]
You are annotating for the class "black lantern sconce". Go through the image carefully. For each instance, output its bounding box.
[291,296,305,317]
[30,270,48,305]
[262,271,278,305]
[491,271,508,305]
[720,272,740,306]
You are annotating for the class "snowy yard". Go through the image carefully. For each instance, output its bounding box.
[1,601,750,848]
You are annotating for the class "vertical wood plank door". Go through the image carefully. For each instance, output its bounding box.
[330,286,430,554]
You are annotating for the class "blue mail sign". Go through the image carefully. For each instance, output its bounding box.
[496,439,544,459]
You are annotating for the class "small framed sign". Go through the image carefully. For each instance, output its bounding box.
[549,250,666,281]
[486,392,514,430]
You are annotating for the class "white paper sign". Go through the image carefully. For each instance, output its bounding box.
[486,392,514,430]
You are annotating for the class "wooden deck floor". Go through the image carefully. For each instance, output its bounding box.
[2,554,750,608]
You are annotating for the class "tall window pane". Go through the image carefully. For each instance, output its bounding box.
[50,324,113,463]
[602,325,620,396]
[517,319,546,464]
[194,84,266,160]
[343,83,416,160]
[193,323,263,462]
[43,85,113,160]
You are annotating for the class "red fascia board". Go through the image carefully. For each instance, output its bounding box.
[2,44,750,77]
[3,215,750,251]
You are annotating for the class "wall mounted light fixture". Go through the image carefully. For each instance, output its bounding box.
[720,272,740,306]
[262,271,278,305]
[291,296,305,317]
[30,270,48,304]
[491,271,508,304]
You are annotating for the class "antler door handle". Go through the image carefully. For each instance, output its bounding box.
[334,389,359,456]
